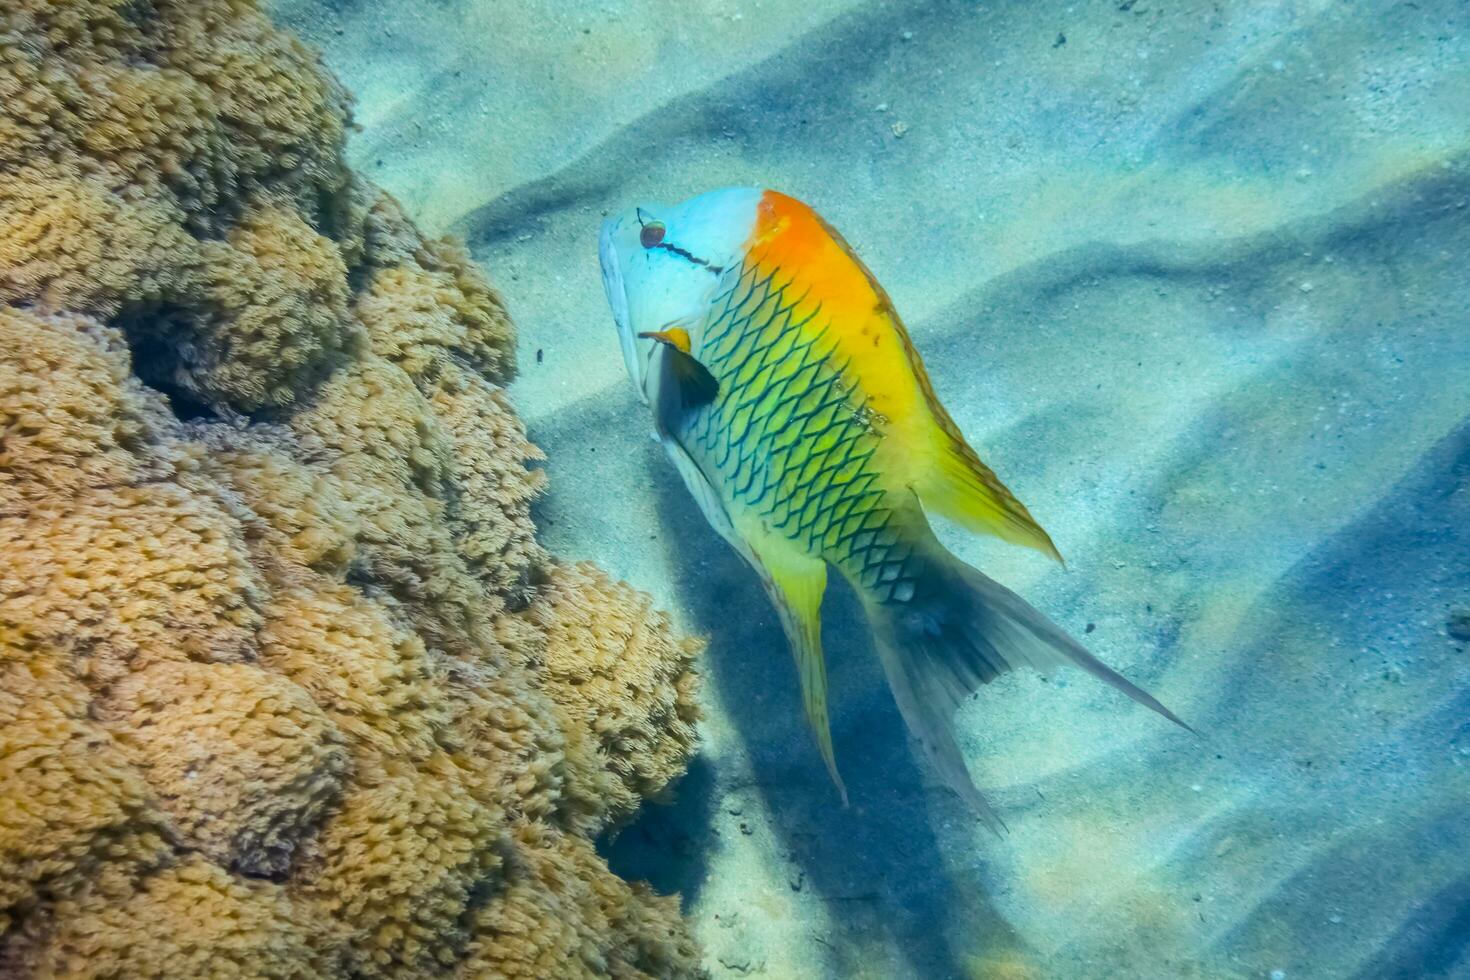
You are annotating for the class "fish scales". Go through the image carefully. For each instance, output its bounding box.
[686,260,917,602]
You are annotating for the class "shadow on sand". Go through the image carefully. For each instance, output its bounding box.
[555,413,1029,979]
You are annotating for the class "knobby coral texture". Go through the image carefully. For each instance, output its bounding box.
[0,1,706,977]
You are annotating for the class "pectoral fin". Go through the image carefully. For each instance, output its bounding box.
[746,537,847,805]
[641,328,719,408]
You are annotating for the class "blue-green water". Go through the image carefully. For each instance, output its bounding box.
[274,2,1469,976]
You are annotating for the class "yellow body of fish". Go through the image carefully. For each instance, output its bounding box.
[599,188,1185,828]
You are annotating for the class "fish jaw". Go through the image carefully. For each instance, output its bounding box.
[599,213,648,404]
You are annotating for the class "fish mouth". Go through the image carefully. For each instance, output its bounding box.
[598,216,648,404]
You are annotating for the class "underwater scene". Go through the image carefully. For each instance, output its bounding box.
[1,0,1466,978]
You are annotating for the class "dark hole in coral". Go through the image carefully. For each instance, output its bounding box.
[113,304,221,422]
[599,756,716,911]
[344,558,378,592]
[160,385,221,422]
[315,182,346,241]
[118,0,154,28]
[232,847,293,884]
[346,256,374,295]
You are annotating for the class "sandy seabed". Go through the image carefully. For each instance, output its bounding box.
[271,2,1470,977]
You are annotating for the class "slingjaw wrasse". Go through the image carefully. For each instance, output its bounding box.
[599,188,1188,831]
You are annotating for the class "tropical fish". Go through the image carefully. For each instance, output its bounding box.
[598,187,1187,829]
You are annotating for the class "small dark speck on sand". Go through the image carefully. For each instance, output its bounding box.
[1054,32,1067,47]
[375,159,383,167]
[739,822,753,836]
[535,348,543,364]
[1448,610,1470,642]
[789,871,805,892]
[1085,622,1097,634]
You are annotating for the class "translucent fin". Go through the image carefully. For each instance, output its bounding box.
[865,535,1189,832]
[915,436,1064,564]
[748,539,847,805]
[948,560,1194,733]
[877,646,1008,834]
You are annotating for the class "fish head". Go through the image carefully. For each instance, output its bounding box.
[598,187,763,403]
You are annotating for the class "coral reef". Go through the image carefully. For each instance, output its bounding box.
[0,1,705,977]
[529,563,703,837]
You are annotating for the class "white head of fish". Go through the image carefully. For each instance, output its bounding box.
[598,187,763,404]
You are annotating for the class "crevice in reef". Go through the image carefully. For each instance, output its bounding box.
[114,304,224,423]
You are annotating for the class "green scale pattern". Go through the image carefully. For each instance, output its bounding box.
[684,260,919,605]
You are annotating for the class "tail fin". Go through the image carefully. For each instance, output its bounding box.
[865,546,1189,834]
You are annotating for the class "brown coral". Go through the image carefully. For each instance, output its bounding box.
[300,754,504,977]
[183,203,357,411]
[0,308,176,501]
[17,857,331,979]
[257,582,449,763]
[1,480,269,688]
[429,365,548,599]
[459,823,703,980]
[531,563,704,835]
[0,165,203,319]
[0,653,174,940]
[355,198,517,387]
[0,0,705,976]
[98,661,350,879]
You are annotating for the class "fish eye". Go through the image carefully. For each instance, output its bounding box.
[640,221,666,249]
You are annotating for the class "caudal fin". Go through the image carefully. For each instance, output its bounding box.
[865,546,1189,833]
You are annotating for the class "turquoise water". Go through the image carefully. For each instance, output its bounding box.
[274,2,1470,977]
